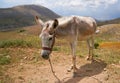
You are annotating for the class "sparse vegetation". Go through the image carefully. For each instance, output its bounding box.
[0,74,14,83]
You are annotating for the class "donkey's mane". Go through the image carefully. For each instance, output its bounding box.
[57,16,73,27]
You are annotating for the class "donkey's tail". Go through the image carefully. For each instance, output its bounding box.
[95,29,100,34]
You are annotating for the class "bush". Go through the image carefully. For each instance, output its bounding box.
[94,43,99,49]
[18,29,26,33]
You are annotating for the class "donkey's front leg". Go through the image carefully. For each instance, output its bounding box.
[86,37,94,61]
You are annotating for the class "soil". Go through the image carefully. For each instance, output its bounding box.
[6,51,120,83]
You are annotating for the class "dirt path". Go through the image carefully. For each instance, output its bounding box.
[6,52,119,83]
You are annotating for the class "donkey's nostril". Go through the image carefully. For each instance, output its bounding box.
[42,54,49,60]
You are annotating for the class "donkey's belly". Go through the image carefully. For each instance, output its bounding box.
[78,34,93,41]
[78,27,95,40]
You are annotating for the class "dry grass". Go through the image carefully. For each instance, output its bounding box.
[23,25,42,36]
[97,24,120,42]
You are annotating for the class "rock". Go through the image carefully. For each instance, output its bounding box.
[18,76,25,81]
[104,74,109,81]
[20,63,23,66]
[24,57,27,60]
[104,68,107,71]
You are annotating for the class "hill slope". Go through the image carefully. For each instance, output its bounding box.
[0,5,60,31]
[97,18,120,26]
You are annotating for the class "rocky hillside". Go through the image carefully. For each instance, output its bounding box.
[97,18,120,26]
[0,5,60,31]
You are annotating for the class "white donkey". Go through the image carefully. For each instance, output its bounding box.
[35,15,97,74]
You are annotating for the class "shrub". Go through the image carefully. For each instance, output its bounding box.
[94,43,99,49]
[18,29,26,33]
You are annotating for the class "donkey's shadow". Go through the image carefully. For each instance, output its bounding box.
[62,59,107,83]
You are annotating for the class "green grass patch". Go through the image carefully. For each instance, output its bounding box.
[0,55,11,65]
[53,46,61,51]
[0,49,11,65]
[24,36,41,48]
[0,39,32,48]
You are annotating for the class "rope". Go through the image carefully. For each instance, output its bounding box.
[48,58,61,83]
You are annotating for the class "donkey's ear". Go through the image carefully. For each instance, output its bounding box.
[35,16,44,28]
[53,19,58,29]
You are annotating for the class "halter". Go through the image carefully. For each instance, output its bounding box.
[42,32,56,52]
[41,32,60,81]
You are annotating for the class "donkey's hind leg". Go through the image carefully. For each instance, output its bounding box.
[86,37,94,61]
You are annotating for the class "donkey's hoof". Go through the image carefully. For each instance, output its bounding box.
[85,56,91,61]
[74,67,78,72]
[67,66,73,72]
[67,69,72,72]
[73,72,77,78]
[91,58,95,62]
[85,56,94,61]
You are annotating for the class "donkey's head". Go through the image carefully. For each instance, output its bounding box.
[35,16,58,59]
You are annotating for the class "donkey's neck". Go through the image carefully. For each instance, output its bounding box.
[55,16,74,37]
[57,16,73,27]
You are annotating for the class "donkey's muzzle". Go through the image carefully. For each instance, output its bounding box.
[42,54,49,59]
[41,50,50,60]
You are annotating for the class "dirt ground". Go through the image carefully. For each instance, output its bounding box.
[5,51,120,83]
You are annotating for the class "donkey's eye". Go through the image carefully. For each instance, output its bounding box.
[49,38,52,41]
[46,23,49,28]
[49,32,53,35]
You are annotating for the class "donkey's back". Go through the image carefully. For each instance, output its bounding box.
[56,16,97,40]
[75,16,97,40]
